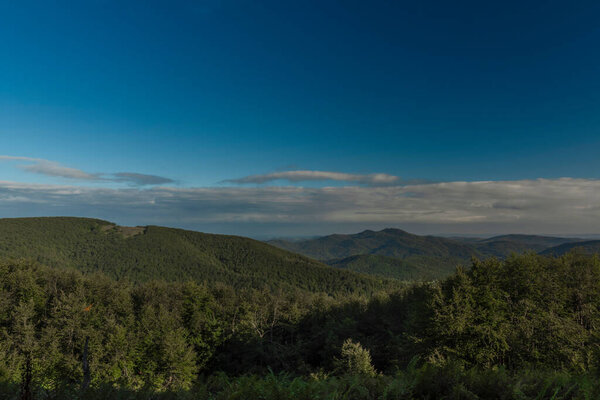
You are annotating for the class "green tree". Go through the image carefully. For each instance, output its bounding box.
[334,338,377,377]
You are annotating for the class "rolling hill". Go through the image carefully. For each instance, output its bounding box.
[540,240,600,256]
[268,228,476,260]
[269,228,478,279]
[328,254,451,280]
[473,234,579,257]
[269,229,581,280]
[0,217,391,295]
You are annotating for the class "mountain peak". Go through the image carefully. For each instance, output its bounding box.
[380,228,411,235]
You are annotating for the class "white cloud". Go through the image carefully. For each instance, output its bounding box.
[112,172,174,185]
[0,156,173,186]
[0,156,99,180]
[223,170,400,185]
[0,178,599,235]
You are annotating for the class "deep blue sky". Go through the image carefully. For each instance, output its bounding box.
[1,0,600,236]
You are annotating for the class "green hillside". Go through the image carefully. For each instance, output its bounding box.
[541,239,600,256]
[270,229,581,280]
[0,217,390,295]
[269,229,482,280]
[269,228,476,260]
[474,234,579,257]
[329,254,466,280]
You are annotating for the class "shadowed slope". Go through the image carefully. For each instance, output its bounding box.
[541,240,600,256]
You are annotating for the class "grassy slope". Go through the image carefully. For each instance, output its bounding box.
[0,217,391,295]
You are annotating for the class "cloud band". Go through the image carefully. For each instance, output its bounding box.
[0,156,173,186]
[223,170,400,185]
[0,178,598,235]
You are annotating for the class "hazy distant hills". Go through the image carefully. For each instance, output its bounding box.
[269,229,584,280]
[0,217,390,295]
[268,228,474,280]
[268,228,476,260]
[540,240,600,256]
[473,234,580,257]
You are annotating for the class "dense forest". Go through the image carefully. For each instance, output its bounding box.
[0,217,391,296]
[2,247,600,398]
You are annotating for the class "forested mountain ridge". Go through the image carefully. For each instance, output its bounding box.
[0,217,391,295]
[269,228,475,260]
[269,229,582,280]
[474,234,580,256]
[541,239,600,256]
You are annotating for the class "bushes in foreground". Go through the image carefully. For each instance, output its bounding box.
[1,363,599,400]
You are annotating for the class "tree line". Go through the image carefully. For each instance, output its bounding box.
[1,252,600,398]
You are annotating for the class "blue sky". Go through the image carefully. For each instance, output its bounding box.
[1,0,600,236]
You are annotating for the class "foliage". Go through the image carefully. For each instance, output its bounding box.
[0,261,220,392]
[329,254,462,281]
[334,339,378,377]
[1,366,600,399]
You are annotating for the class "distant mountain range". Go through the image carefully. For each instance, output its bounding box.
[1,217,597,286]
[268,229,590,280]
